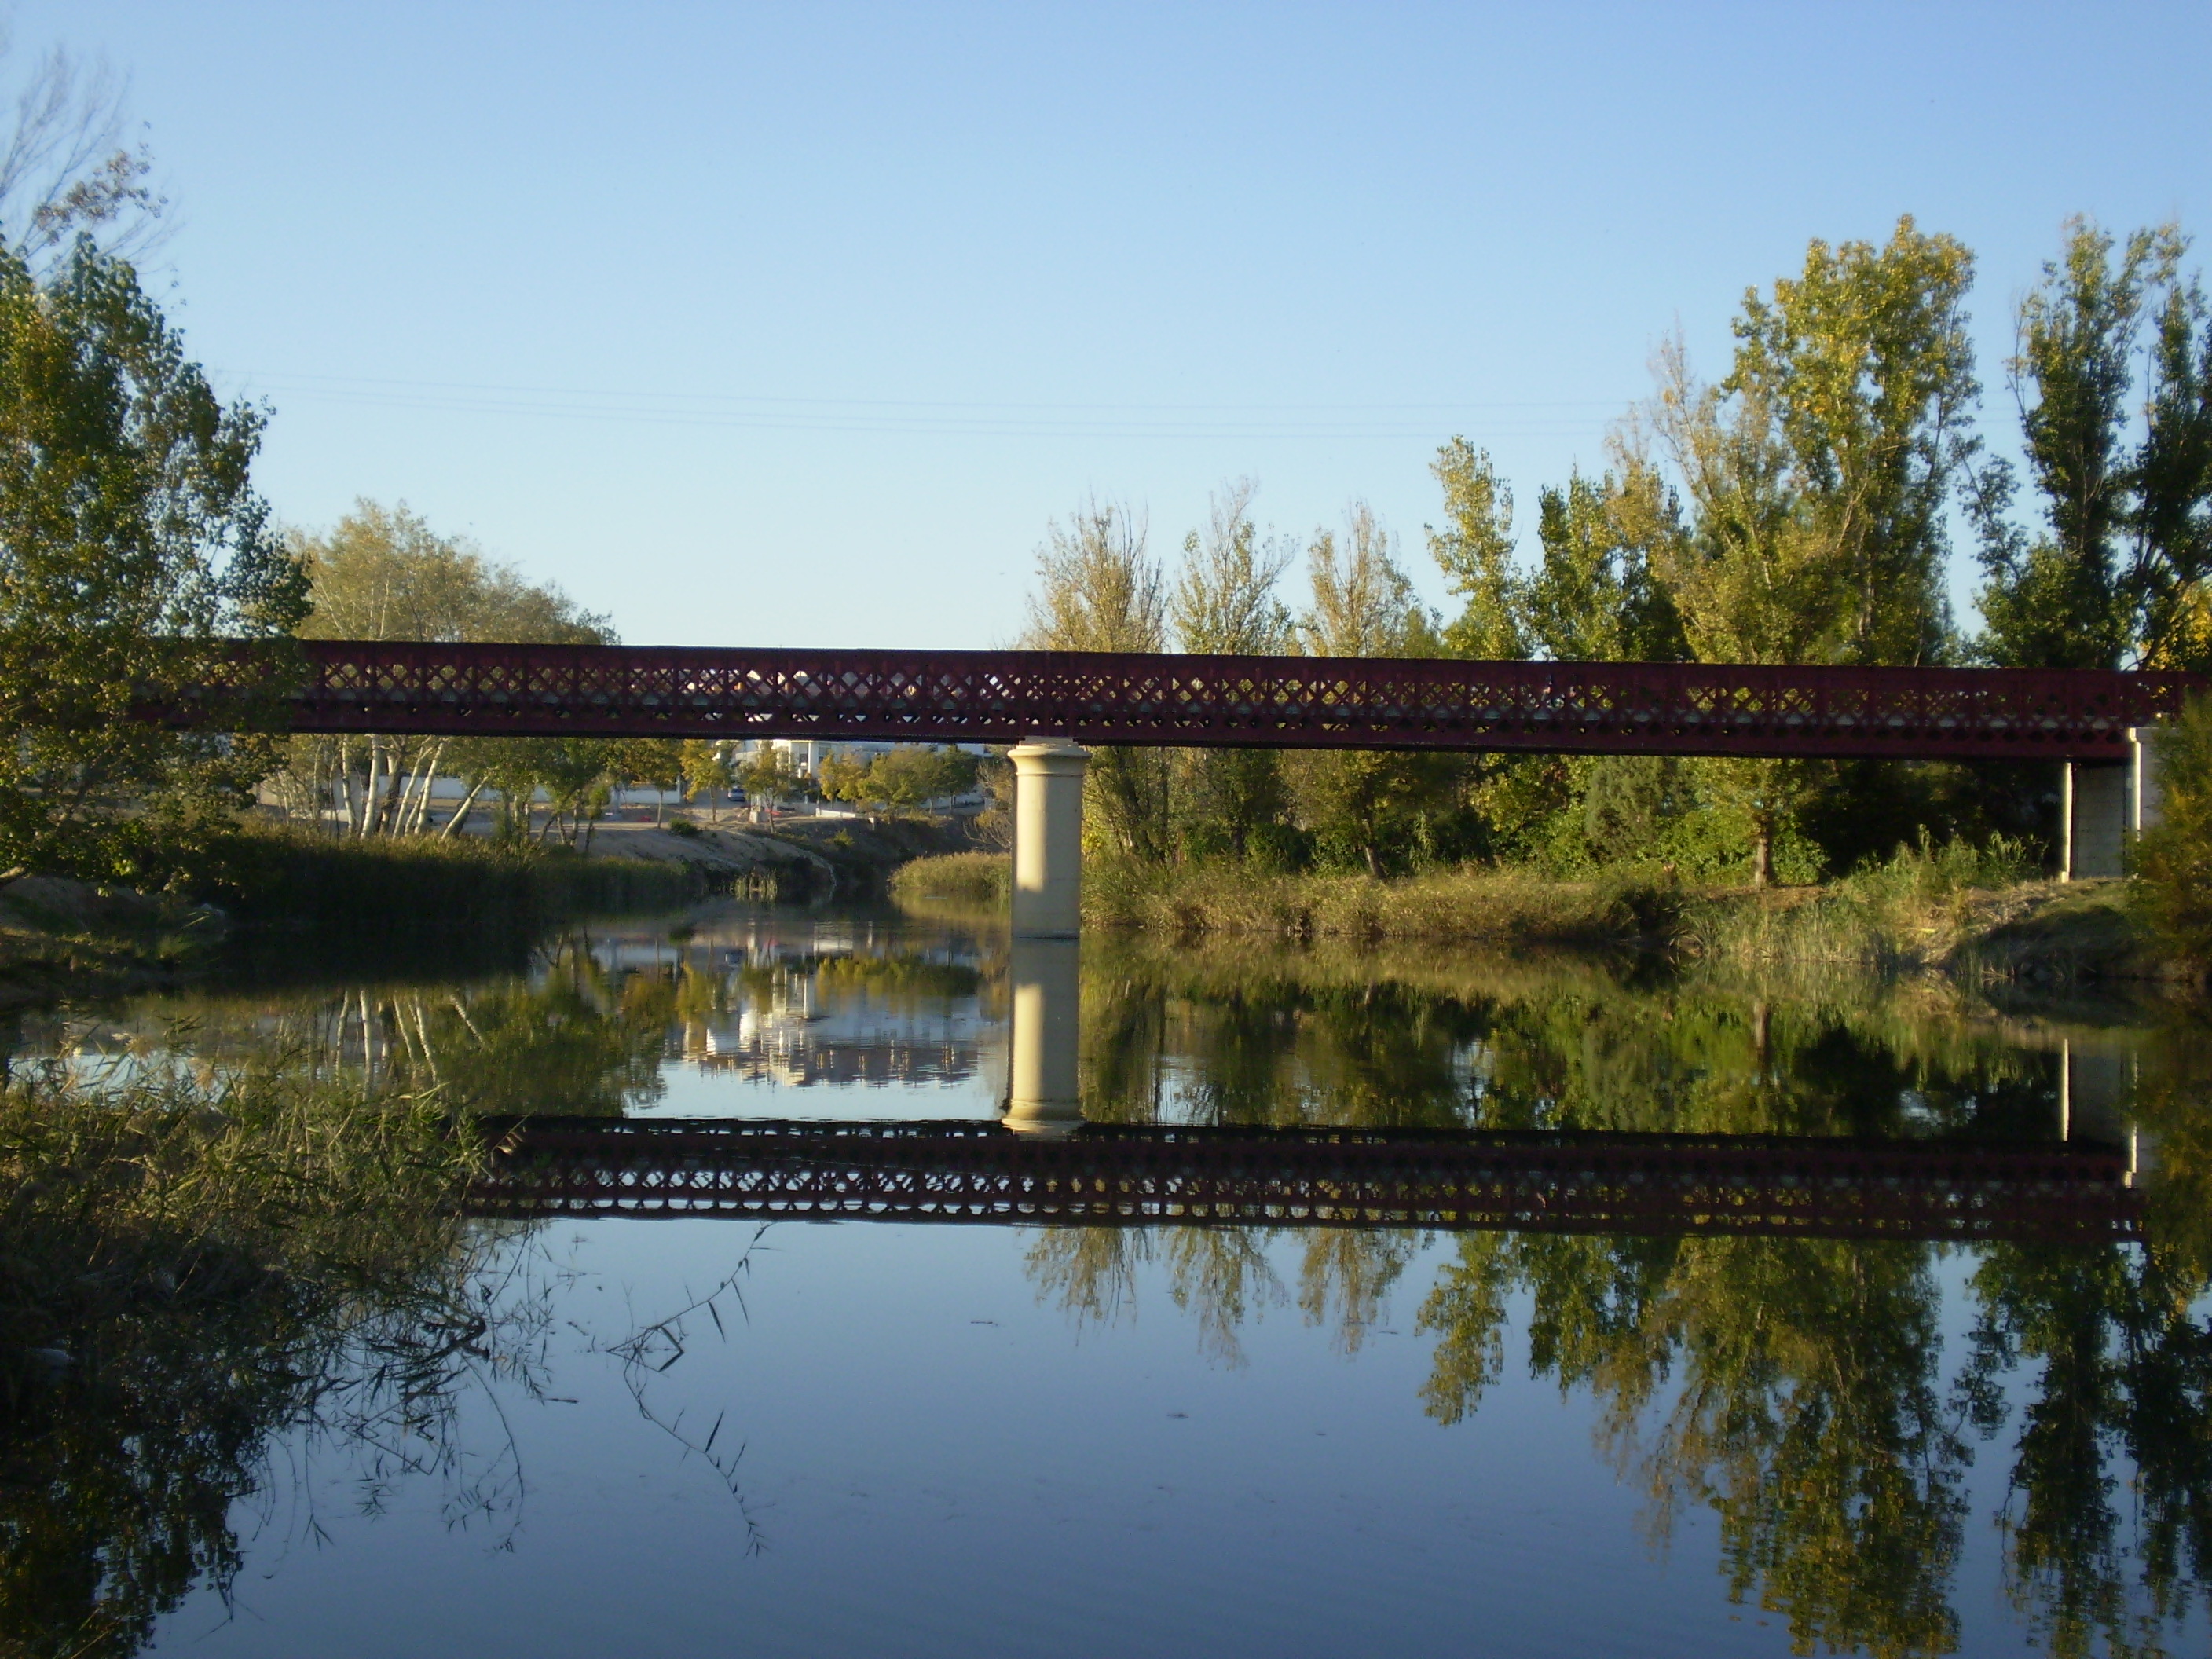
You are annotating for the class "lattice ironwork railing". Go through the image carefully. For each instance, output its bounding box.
[163,640,2203,759]
[468,1119,2143,1243]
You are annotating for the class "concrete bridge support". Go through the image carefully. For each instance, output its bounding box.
[1003,937,1082,1133]
[1009,737,1088,937]
[1003,738,1088,1133]
[2062,726,2171,881]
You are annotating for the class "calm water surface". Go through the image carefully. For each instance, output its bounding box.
[20,899,2212,1658]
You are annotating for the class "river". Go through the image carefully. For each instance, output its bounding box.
[11,897,2210,1658]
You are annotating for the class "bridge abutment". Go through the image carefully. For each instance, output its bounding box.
[2062,727,2170,881]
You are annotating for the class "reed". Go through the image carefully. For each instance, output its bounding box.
[172,822,701,940]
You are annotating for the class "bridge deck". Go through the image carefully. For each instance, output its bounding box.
[470,1118,2144,1243]
[191,641,2201,758]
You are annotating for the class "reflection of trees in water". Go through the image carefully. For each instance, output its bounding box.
[1059,940,2212,1652]
[1025,1226,1419,1368]
[1959,1034,2212,1659]
[1081,937,2064,1141]
[1031,1216,2212,1657]
[1423,1231,1965,1657]
[0,1063,550,1658]
[0,1053,776,1657]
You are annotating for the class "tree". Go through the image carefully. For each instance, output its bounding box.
[284,501,610,837]
[0,236,305,885]
[1020,498,1172,860]
[2133,694,2212,965]
[739,745,802,813]
[1427,438,1526,660]
[1728,214,1977,668]
[866,745,979,812]
[679,738,734,821]
[815,750,872,807]
[1287,504,1459,876]
[2133,255,2212,670]
[1635,221,1979,884]
[0,37,168,271]
[1523,465,1688,664]
[1170,478,1295,860]
[613,738,683,824]
[1974,220,2175,669]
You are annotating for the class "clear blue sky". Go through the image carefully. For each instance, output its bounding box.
[26,1,2212,648]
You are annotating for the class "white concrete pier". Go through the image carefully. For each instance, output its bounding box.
[1009,737,1089,939]
[2062,726,2171,881]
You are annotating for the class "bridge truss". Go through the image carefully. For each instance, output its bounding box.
[242,641,2199,759]
[470,1119,2144,1244]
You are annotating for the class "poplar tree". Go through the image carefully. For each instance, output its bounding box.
[1287,504,1456,876]
[1973,221,2174,668]
[1169,478,1294,860]
[1426,438,1525,660]
[1523,465,1688,664]
[1644,218,1978,882]
[1020,499,1172,861]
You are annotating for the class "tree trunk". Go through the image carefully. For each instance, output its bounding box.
[438,781,486,838]
[1750,814,1774,890]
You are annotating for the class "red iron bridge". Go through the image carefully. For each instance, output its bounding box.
[228,640,2203,760]
[469,1118,2144,1244]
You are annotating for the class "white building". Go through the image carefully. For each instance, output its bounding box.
[737,738,988,781]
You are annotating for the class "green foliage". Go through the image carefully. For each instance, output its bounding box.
[1022,500,1172,860]
[1171,480,1297,862]
[292,500,606,646]
[0,236,306,885]
[678,738,734,817]
[2135,697,2212,965]
[738,744,804,808]
[1426,439,1525,660]
[1972,218,2212,676]
[1523,467,1688,663]
[864,745,980,811]
[0,1059,488,1657]
[274,501,611,838]
[1729,215,1977,666]
[1974,222,2173,669]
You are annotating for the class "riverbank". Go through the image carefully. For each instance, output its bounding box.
[584,811,979,897]
[892,848,2182,987]
[0,827,705,1005]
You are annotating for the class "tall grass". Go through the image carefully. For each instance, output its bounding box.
[1686,831,2043,970]
[890,850,1011,907]
[1087,856,1691,943]
[170,822,701,942]
[890,837,2130,975]
[0,1056,505,1654]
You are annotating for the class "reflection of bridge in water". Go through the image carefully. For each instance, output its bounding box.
[472,1118,2143,1243]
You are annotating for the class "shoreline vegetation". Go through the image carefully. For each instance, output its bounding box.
[891,845,2174,985]
[0,826,703,1004]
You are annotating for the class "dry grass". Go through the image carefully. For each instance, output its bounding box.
[890,850,1011,907]
[1084,858,1687,945]
[893,837,2170,984]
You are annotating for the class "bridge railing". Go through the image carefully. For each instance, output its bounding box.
[468,1117,2144,1243]
[180,642,2197,758]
